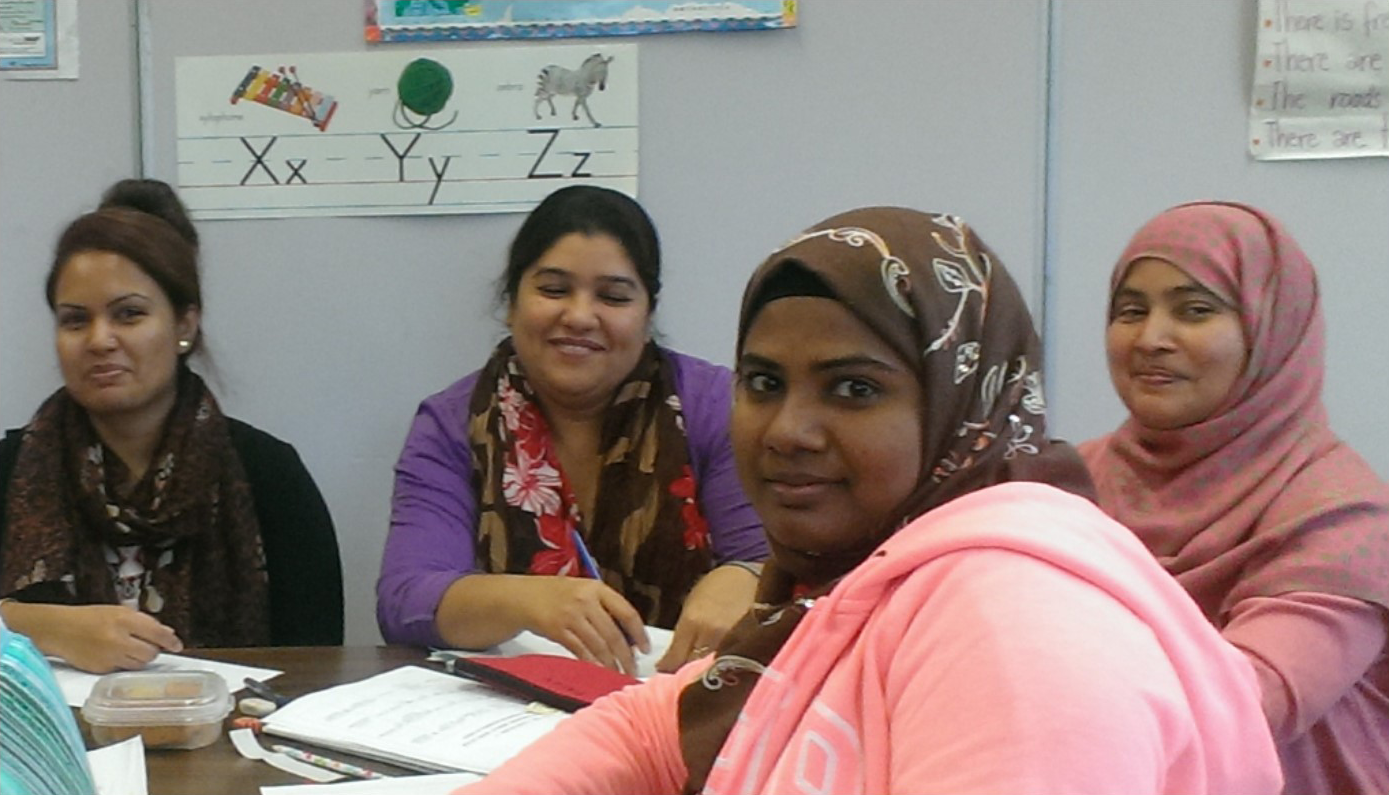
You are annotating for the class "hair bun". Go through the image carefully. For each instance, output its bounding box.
[99,179,199,249]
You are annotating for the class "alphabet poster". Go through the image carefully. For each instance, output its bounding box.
[1250,0,1389,159]
[366,1,796,43]
[175,43,636,219]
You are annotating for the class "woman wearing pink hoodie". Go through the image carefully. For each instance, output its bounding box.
[456,207,1282,795]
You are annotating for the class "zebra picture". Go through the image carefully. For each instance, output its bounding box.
[534,53,613,128]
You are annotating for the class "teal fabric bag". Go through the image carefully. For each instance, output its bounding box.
[0,618,96,795]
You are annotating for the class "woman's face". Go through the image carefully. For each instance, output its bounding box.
[733,296,923,558]
[53,250,197,425]
[507,232,652,415]
[1106,257,1248,430]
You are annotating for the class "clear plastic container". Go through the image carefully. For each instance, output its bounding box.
[80,670,230,750]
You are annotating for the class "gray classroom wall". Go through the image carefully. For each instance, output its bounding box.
[1,1,1385,645]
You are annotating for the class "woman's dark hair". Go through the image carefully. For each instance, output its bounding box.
[45,179,204,356]
[501,185,661,311]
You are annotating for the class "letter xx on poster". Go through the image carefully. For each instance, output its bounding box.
[1250,0,1389,159]
[175,43,636,219]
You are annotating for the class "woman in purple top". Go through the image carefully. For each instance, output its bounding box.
[378,186,766,674]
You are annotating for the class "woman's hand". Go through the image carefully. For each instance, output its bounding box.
[656,563,760,673]
[0,601,182,673]
[516,577,652,676]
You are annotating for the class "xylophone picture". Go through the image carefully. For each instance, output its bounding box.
[230,65,338,131]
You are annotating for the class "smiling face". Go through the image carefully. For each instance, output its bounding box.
[507,232,652,415]
[733,296,923,559]
[53,250,198,426]
[1106,257,1248,430]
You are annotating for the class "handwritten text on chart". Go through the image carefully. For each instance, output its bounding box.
[1251,0,1389,159]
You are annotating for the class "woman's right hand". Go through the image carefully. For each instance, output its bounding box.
[516,577,651,676]
[0,601,183,673]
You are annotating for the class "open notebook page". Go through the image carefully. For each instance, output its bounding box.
[260,665,565,775]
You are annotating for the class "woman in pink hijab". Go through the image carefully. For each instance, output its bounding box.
[1081,201,1389,795]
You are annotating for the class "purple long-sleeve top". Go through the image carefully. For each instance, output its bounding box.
[376,348,767,647]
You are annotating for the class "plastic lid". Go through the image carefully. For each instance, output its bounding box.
[80,670,231,726]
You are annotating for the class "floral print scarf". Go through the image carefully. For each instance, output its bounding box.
[678,207,1095,793]
[1,370,269,647]
[467,339,713,628]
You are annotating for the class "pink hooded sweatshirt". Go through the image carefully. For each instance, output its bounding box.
[458,483,1282,795]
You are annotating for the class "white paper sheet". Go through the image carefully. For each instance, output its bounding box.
[49,653,282,707]
[1249,0,1389,159]
[87,735,147,795]
[261,665,565,774]
[456,626,674,679]
[261,771,481,795]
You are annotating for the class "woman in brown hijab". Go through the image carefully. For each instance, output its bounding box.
[453,207,1281,795]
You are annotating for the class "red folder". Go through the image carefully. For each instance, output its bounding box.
[442,654,639,712]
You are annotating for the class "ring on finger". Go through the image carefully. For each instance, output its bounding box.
[691,645,714,658]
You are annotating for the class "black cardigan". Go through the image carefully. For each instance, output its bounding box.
[0,419,344,646]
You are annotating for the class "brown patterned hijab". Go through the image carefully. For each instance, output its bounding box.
[467,338,714,628]
[1,369,269,647]
[678,207,1094,793]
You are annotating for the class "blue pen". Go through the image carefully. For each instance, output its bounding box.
[570,528,603,580]
[570,529,638,648]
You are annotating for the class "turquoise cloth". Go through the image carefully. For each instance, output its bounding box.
[0,619,96,795]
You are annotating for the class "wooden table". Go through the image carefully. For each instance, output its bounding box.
[131,646,428,795]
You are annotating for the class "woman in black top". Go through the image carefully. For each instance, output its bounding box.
[0,179,343,672]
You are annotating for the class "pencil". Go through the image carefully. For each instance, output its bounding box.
[270,744,391,780]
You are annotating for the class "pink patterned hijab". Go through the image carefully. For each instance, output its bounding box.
[1080,202,1389,622]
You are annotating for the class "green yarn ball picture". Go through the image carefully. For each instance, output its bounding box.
[398,58,453,115]
[394,58,458,130]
